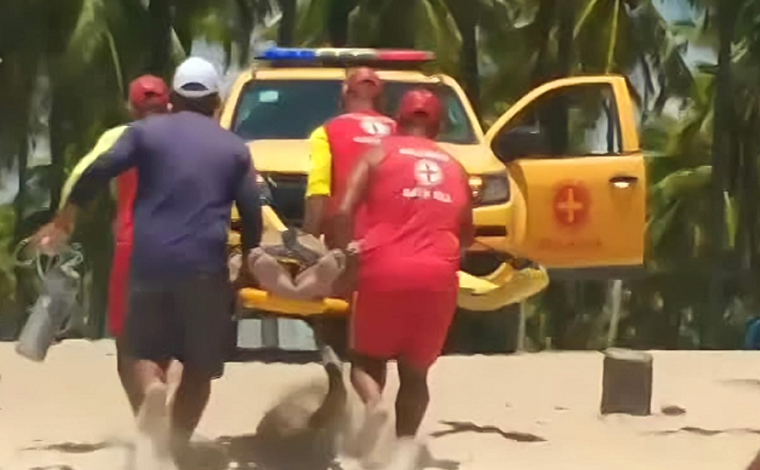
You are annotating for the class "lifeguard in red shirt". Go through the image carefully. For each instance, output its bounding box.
[334,88,474,467]
[302,67,397,246]
[301,67,397,356]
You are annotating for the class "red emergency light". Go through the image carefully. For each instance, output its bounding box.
[255,47,436,69]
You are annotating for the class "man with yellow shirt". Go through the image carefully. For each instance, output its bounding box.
[302,67,396,246]
[56,75,169,412]
[300,68,395,356]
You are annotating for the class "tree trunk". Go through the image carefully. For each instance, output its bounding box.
[149,0,173,77]
[13,140,28,244]
[13,136,29,337]
[606,280,623,348]
[660,292,682,349]
[555,0,574,151]
[706,0,738,348]
[739,108,759,290]
[531,0,557,87]
[447,0,481,118]
[545,281,574,349]
[557,0,574,77]
[327,0,357,47]
[278,0,297,46]
[173,6,194,55]
[80,195,115,339]
[376,0,416,48]
[48,85,66,215]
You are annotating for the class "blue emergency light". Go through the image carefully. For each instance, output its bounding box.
[257,48,318,60]
[255,47,435,64]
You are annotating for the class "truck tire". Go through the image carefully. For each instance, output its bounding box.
[443,304,521,354]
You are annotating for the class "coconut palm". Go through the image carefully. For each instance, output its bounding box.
[0,0,278,337]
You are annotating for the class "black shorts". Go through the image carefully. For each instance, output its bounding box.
[124,273,234,380]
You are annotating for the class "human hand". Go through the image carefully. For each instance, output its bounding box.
[331,254,358,300]
[29,222,71,256]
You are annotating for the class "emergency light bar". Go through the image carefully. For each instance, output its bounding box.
[254,47,436,69]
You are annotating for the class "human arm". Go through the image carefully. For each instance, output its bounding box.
[29,204,79,255]
[67,125,141,208]
[302,126,332,237]
[332,146,383,251]
[330,147,383,297]
[235,154,263,254]
[33,125,136,253]
[59,125,129,209]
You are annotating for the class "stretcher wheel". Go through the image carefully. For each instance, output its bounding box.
[237,288,350,317]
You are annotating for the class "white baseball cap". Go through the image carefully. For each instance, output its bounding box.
[172,57,220,98]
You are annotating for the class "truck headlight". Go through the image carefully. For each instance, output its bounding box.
[469,172,510,205]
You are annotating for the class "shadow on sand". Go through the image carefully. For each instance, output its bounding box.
[646,426,760,437]
[431,420,546,443]
[182,434,460,470]
[23,434,460,470]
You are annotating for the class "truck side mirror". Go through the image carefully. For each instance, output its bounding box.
[493,126,551,162]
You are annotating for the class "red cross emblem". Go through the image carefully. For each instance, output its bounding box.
[414,159,443,186]
[553,183,590,227]
[360,119,392,136]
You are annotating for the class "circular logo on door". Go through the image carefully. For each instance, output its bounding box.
[414,159,444,187]
[553,183,590,227]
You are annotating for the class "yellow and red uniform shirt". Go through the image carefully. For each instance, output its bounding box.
[306,111,396,242]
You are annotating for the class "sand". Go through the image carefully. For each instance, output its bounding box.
[1,340,760,469]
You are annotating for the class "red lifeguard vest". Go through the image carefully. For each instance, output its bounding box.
[359,135,470,292]
[322,111,396,243]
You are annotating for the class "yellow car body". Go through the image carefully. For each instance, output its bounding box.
[220,59,646,312]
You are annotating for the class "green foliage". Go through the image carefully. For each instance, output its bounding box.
[0,206,17,316]
[0,0,275,339]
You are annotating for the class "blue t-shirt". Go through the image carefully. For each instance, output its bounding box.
[69,111,262,279]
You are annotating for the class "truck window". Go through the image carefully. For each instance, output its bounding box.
[500,84,622,158]
[232,79,477,144]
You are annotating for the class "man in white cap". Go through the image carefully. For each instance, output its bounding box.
[34,57,263,465]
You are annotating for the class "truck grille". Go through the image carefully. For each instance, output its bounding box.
[263,172,307,228]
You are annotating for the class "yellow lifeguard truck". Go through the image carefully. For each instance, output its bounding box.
[219,47,645,340]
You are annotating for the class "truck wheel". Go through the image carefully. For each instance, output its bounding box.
[443,304,521,354]
[309,316,349,360]
[447,251,522,354]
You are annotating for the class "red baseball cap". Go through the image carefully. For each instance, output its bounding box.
[396,88,443,133]
[128,75,169,110]
[343,67,383,99]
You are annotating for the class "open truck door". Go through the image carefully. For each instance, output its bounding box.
[485,76,646,279]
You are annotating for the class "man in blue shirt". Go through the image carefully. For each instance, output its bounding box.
[33,57,262,464]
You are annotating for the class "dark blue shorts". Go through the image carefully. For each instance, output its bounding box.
[124,273,234,379]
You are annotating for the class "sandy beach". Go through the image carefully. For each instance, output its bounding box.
[1,340,760,469]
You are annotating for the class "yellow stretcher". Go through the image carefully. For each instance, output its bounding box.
[234,205,549,316]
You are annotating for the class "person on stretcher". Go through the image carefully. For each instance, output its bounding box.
[247,228,348,301]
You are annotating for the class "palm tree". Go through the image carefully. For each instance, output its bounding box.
[443,0,483,115]
[701,0,740,348]
[278,0,298,46]
[0,0,277,337]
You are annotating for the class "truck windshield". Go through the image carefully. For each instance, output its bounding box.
[232,79,477,144]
